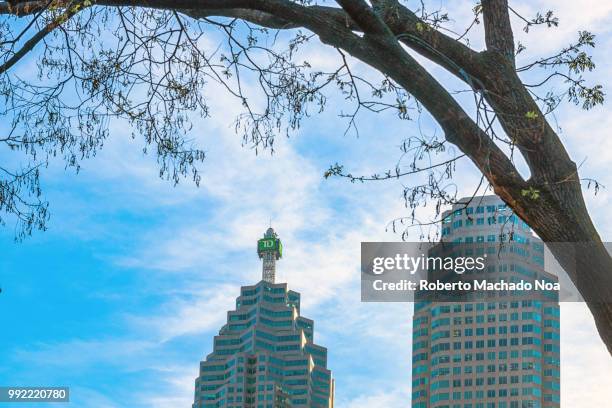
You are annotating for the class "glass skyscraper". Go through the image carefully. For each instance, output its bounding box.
[411,195,560,408]
[192,228,334,408]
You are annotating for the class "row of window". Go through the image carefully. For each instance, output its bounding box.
[427,362,542,378]
[430,374,542,390]
[430,324,544,336]
[425,349,545,365]
[443,214,527,230]
[430,336,549,354]
[416,313,544,333]
[414,402,550,408]
[427,388,542,404]
[430,300,549,315]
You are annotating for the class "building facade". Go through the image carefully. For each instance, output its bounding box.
[193,228,334,408]
[411,196,560,408]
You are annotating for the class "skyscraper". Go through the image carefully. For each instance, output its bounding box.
[192,228,334,408]
[411,195,560,408]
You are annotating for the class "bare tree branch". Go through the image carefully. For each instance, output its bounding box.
[0,0,86,75]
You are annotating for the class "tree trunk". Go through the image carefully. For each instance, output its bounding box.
[465,49,612,355]
[494,177,612,355]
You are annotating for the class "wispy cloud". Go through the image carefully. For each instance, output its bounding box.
[126,284,237,342]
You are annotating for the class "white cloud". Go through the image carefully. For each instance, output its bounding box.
[126,284,237,342]
[135,365,197,408]
[560,303,612,407]
[340,387,411,408]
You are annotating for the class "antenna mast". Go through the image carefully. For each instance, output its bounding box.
[257,228,283,283]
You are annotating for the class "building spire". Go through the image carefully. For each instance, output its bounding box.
[257,227,283,283]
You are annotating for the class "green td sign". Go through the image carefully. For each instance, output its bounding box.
[257,238,282,257]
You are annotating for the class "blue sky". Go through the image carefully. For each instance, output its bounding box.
[2,1,612,407]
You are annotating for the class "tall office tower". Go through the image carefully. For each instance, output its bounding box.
[192,228,334,408]
[411,196,560,408]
